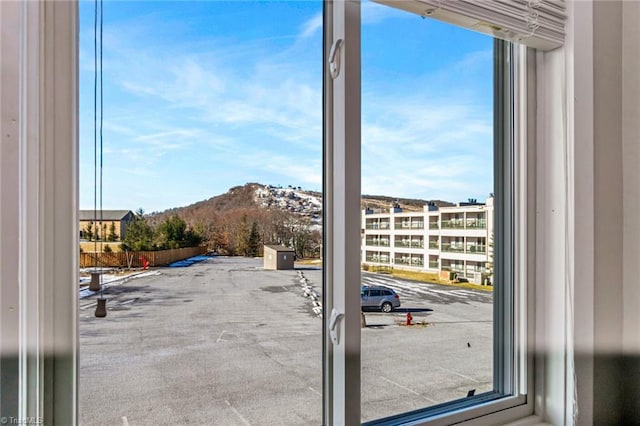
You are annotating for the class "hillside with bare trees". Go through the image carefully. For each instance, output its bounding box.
[146,183,450,258]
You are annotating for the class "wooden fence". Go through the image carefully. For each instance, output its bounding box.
[80,246,207,268]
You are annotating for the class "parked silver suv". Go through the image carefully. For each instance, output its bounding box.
[361,285,401,313]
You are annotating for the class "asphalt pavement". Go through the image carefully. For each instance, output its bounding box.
[79,257,492,425]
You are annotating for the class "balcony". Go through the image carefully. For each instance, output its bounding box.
[428,261,439,268]
[365,255,390,264]
[441,243,465,253]
[465,219,487,229]
[428,241,439,249]
[440,218,488,230]
[466,245,487,253]
[365,239,390,247]
[429,222,439,229]
[365,221,391,230]
[395,220,424,230]
[442,264,464,273]
[395,257,424,266]
[395,241,424,248]
[441,219,465,229]
[466,266,488,274]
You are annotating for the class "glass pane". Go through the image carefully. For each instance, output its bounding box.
[78,2,324,424]
[360,1,495,421]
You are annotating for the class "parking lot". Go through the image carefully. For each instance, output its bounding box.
[79,257,492,425]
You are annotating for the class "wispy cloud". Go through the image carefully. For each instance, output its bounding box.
[300,12,322,38]
[360,46,493,201]
[362,0,410,24]
[79,1,492,211]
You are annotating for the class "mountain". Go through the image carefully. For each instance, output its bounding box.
[147,182,452,225]
[148,183,264,226]
[147,183,321,227]
[145,183,456,257]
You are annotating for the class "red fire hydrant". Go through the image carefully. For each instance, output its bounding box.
[406,312,413,326]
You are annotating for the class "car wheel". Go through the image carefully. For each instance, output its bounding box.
[381,302,392,313]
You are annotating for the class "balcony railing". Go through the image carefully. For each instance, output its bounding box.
[365,222,391,230]
[441,265,464,273]
[395,221,424,229]
[429,222,439,229]
[395,241,424,248]
[440,219,488,229]
[466,266,488,274]
[428,242,439,249]
[466,219,487,229]
[441,243,465,253]
[441,219,465,229]
[366,240,390,247]
[428,261,439,268]
[466,245,487,253]
[438,243,488,254]
[395,258,424,266]
[365,256,390,264]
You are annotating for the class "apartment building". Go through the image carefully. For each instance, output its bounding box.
[362,198,494,284]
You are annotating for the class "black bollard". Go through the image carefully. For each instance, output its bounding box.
[89,272,101,291]
[95,297,107,317]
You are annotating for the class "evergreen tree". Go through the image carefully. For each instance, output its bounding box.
[156,215,203,249]
[108,221,117,241]
[157,215,187,249]
[120,216,155,251]
[236,214,251,256]
[247,221,260,257]
[84,221,94,241]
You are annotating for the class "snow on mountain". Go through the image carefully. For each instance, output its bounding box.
[254,185,322,224]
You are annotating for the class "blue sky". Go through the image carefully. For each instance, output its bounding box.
[79,1,493,213]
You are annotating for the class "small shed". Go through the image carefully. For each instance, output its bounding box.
[263,245,295,270]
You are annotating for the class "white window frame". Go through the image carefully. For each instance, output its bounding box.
[5,1,613,425]
[324,1,536,425]
[0,1,78,424]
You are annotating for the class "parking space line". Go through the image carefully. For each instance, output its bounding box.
[80,302,97,310]
[437,366,480,383]
[225,400,251,425]
[308,386,322,396]
[380,376,419,395]
[122,416,129,426]
[379,376,437,403]
[216,331,227,343]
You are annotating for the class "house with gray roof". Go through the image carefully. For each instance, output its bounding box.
[79,210,135,241]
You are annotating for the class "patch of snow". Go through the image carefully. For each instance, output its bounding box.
[79,270,161,299]
[253,185,322,224]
